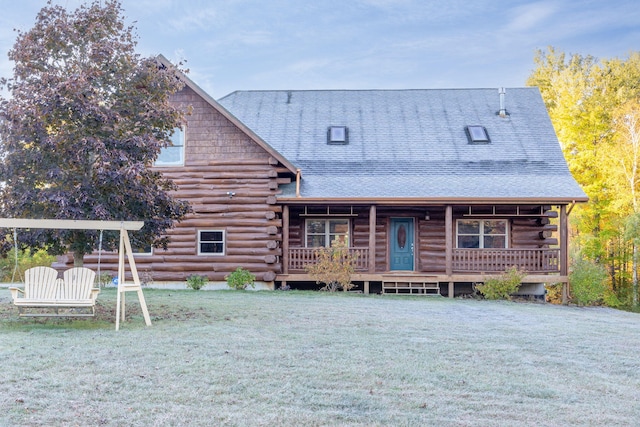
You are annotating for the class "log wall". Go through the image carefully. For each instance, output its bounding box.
[81,85,289,283]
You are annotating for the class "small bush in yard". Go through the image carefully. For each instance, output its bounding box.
[226,267,256,290]
[97,272,114,288]
[569,258,607,306]
[475,266,526,300]
[186,274,208,290]
[305,238,357,292]
[545,282,563,304]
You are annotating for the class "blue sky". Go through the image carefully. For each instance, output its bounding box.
[1,0,639,99]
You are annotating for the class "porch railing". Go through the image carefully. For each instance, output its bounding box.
[288,247,370,272]
[287,247,560,274]
[452,248,560,273]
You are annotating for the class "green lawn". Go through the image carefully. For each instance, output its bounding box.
[1,288,639,426]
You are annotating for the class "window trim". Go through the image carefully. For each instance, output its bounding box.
[155,126,186,166]
[305,218,351,248]
[198,229,225,256]
[456,219,508,249]
[132,246,153,257]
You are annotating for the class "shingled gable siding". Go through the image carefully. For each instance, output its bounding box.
[82,86,283,283]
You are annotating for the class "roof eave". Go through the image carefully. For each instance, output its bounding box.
[276,196,589,206]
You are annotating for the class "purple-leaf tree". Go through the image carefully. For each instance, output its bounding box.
[0,0,190,265]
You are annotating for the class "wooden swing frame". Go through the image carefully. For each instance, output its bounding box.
[0,219,151,330]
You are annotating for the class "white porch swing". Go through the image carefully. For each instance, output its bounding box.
[2,219,151,330]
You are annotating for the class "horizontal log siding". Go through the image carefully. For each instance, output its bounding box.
[82,86,284,283]
[418,217,446,273]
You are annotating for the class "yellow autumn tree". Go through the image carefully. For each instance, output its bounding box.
[528,47,640,308]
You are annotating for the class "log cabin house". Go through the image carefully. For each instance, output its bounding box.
[85,58,587,296]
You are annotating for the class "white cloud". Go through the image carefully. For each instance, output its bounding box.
[168,7,220,32]
[504,1,557,33]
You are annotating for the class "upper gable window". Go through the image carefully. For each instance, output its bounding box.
[465,125,490,144]
[328,126,348,144]
[156,127,185,166]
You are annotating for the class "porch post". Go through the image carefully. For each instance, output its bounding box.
[283,205,290,275]
[445,205,454,298]
[560,204,569,304]
[369,205,376,274]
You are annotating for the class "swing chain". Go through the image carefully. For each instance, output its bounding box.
[97,229,103,287]
[11,228,19,283]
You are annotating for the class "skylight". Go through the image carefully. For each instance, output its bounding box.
[328,126,348,144]
[465,125,490,144]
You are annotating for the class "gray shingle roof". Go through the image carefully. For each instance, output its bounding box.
[218,88,587,201]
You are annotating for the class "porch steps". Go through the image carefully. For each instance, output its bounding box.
[382,276,440,296]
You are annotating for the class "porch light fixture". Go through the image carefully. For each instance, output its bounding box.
[425,211,430,221]
[226,191,235,198]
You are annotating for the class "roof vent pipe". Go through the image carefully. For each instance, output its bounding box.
[498,87,507,117]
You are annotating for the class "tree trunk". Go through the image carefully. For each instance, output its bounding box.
[634,243,638,308]
[73,251,85,267]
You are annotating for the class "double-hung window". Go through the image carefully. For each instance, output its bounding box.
[198,230,225,255]
[456,219,508,248]
[306,219,350,247]
[156,127,185,166]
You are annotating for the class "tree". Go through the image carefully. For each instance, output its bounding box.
[613,102,640,307]
[0,1,190,265]
[527,47,640,308]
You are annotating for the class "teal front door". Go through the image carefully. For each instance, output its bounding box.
[390,218,414,271]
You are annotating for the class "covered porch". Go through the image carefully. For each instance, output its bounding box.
[278,202,572,296]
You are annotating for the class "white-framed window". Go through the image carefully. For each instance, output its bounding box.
[456,219,508,248]
[305,219,350,247]
[198,230,225,255]
[130,232,152,256]
[131,244,153,256]
[156,126,185,166]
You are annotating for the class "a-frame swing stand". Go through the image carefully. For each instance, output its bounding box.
[0,218,151,330]
[115,224,151,330]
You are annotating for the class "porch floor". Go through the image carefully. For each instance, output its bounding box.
[277,272,567,296]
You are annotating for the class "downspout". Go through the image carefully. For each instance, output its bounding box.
[296,169,302,198]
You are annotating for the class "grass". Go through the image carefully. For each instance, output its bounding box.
[1,288,639,426]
